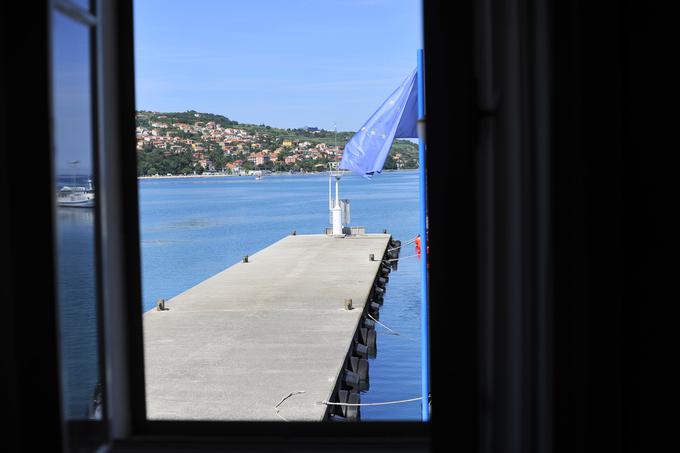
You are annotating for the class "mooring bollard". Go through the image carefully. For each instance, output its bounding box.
[242,255,249,263]
[369,254,375,261]
[344,298,353,310]
[156,299,166,311]
[292,230,297,235]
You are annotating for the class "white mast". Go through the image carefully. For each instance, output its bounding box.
[331,172,342,235]
[70,160,80,187]
[327,123,349,236]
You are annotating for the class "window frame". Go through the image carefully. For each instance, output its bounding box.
[97,0,451,448]
[50,0,110,447]
[5,0,656,451]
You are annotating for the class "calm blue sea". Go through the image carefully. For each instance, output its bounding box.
[58,170,423,421]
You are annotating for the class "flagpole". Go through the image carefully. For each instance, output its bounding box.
[417,48,430,422]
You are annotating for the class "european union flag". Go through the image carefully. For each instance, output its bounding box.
[339,69,418,177]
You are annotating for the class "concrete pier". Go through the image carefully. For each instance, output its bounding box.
[143,233,391,421]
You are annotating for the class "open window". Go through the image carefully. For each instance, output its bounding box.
[40,0,434,449]
[132,0,429,425]
[6,0,655,452]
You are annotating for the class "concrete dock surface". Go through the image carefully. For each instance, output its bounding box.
[143,233,390,421]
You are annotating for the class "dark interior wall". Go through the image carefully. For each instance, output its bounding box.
[0,1,64,452]
[552,1,626,451]
[622,3,670,450]
[426,0,667,451]
[551,1,667,452]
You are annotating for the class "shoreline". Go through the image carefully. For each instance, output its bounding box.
[137,168,418,180]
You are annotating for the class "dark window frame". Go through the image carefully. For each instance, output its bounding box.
[1,1,63,450]
[50,0,110,449]
[99,0,472,449]
[112,0,447,444]
[3,0,480,450]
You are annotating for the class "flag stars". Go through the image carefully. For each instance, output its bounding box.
[342,69,417,177]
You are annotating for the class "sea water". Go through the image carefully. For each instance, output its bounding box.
[59,170,423,420]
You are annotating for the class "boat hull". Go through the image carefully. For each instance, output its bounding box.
[57,199,94,208]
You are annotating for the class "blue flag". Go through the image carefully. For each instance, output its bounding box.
[339,69,418,177]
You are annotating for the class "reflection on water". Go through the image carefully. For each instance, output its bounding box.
[55,206,100,419]
[51,6,101,420]
[57,205,95,223]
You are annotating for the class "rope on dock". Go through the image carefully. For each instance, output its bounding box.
[387,236,418,252]
[367,313,419,342]
[274,390,305,422]
[318,396,423,407]
[382,254,420,263]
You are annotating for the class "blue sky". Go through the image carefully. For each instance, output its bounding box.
[52,11,94,174]
[133,0,422,131]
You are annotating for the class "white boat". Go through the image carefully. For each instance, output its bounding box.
[58,161,95,207]
[57,186,94,208]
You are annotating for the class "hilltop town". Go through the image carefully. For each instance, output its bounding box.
[136,110,419,176]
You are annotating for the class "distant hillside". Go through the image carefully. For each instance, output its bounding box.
[135,110,419,176]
